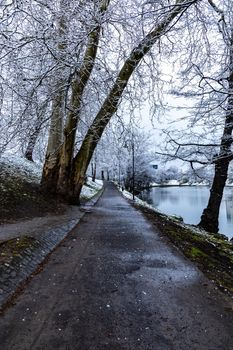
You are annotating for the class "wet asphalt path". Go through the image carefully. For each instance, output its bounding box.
[0,182,233,350]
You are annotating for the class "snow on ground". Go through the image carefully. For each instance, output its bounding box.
[80,177,103,200]
[166,179,180,186]
[0,153,103,201]
[0,153,42,183]
[150,182,160,187]
[120,187,160,213]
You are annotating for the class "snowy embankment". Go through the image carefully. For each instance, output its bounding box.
[121,188,185,224]
[80,178,103,200]
[0,154,42,183]
[120,186,181,222]
[0,153,103,201]
[121,188,161,212]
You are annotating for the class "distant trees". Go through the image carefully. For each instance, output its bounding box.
[154,166,181,184]
[122,131,154,193]
[124,160,154,193]
[84,125,155,193]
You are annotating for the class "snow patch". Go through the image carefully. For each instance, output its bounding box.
[80,177,103,200]
[0,153,103,201]
[166,179,180,186]
[0,153,42,183]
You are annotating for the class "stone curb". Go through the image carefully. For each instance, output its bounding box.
[0,188,104,310]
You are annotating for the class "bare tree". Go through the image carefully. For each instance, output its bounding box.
[156,0,233,234]
[199,1,233,233]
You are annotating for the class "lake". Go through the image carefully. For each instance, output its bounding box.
[139,186,233,239]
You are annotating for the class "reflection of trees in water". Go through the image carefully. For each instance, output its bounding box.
[151,188,179,205]
[140,186,233,237]
[143,186,211,209]
[139,189,153,205]
[188,188,209,206]
[225,194,233,222]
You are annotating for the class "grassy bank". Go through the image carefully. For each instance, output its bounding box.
[132,200,233,298]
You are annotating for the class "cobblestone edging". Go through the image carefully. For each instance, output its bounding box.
[0,188,104,309]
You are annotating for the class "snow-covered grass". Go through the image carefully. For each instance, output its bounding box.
[81,177,103,200]
[121,187,161,212]
[119,185,156,208]
[0,153,42,184]
[0,153,103,201]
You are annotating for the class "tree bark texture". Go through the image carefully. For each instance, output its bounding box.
[68,0,199,203]
[40,90,64,192]
[199,160,230,233]
[25,125,41,162]
[56,0,110,196]
[91,162,96,182]
[41,2,68,192]
[25,103,48,162]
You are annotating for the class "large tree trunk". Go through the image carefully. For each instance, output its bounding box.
[40,90,64,192]
[40,1,67,193]
[199,30,233,233]
[199,160,230,233]
[56,0,110,196]
[68,0,198,203]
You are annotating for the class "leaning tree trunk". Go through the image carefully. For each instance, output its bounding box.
[68,0,198,204]
[56,0,110,197]
[199,29,233,233]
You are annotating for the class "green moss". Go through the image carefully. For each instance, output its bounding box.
[0,235,39,265]
[190,247,207,258]
[15,236,35,249]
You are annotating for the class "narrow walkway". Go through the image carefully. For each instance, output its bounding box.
[0,183,233,350]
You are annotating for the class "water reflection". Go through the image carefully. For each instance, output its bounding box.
[140,186,233,239]
[225,195,233,222]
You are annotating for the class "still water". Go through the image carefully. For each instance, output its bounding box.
[140,186,233,239]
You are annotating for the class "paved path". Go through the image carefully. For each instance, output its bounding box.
[0,206,82,241]
[0,183,233,350]
[0,192,103,308]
